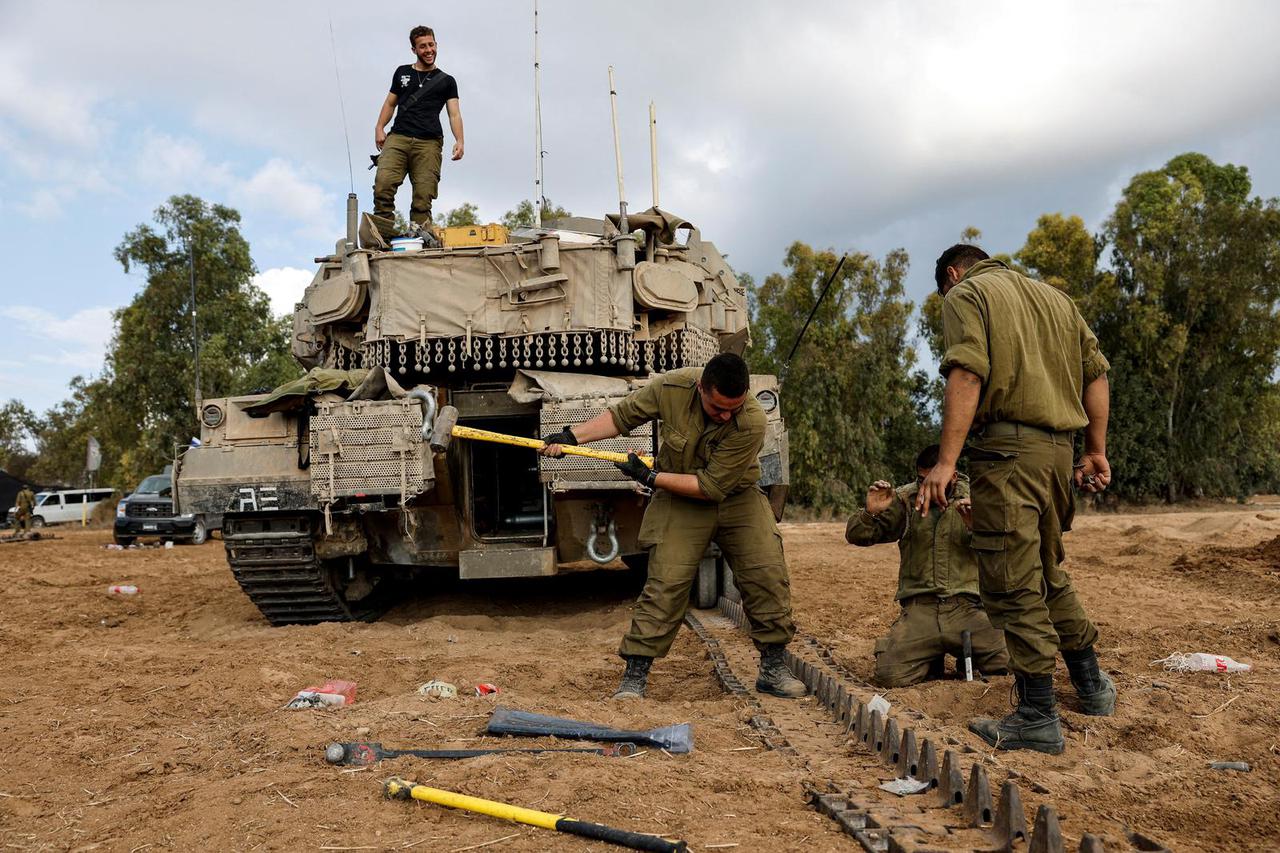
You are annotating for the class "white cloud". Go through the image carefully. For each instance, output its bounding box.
[134,130,234,189]
[232,158,333,224]
[0,51,106,149]
[1,306,115,351]
[252,267,314,318]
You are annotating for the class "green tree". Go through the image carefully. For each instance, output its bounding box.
[748,243,933,512]
[501,198,573,229]
[27,195,299,490]
[0,400,38,478]
[1014,155,1280,501]
[433,202,480,228]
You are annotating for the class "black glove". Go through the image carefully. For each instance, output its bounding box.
[540,427,578,458]
[615,452,657,488]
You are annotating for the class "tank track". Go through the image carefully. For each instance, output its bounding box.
[223,512,381,626]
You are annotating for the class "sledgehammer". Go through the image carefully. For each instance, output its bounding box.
[325,741,636,766]
[451,424,654,467]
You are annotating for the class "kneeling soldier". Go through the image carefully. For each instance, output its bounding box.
[541,353,806,700]
[847,445,1009,686]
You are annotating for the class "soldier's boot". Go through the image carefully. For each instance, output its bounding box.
[755,644,808,698]
[612,655,652,699]
[1062,646,1116,716]
[968,673,1065,755]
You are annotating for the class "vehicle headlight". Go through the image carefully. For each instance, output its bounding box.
[201,403,225,428]
[755,389,779,413]
[116,501,127,518]
[177,514,195,521]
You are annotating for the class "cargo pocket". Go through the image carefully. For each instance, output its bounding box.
[970,531,1012,592]
[637,490,671,549]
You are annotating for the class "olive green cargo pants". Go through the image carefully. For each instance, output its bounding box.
[968,422,1099,676]
[620,487,796,659]
[14,510,31,534]
[372,133,443,231]
[873,594,1009,687]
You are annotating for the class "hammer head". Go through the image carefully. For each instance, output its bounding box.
[325,741,383,766]
[429,405,459,454]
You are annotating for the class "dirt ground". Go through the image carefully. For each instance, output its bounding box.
[2,501,1278,852]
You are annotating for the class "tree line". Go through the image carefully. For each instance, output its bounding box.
[2,153,1277,507]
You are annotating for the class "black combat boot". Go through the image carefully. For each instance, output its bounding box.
[755,644,808,698]
[968,673,1065,755]
[1062,646,1116,716]
[612,655,652,699]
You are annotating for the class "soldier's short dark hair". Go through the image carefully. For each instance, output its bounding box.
[916,444,941,470]
[409,26,435,44]
[934,244,989,293]
[701,353,751,398]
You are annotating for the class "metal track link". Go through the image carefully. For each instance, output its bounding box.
[223,513,375,626]
[698,596,1171,853]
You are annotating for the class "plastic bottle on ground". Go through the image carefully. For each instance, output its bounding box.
[108,584,139,596]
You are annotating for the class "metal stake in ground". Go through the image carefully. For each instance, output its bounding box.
[384,777,687,852]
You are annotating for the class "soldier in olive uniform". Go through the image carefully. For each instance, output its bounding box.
[917,244,1115,755]
[847,444,1008,686]
[541,353,806,700]
[14,485,36,534]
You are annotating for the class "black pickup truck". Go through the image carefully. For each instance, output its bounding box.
[114,473,209,546]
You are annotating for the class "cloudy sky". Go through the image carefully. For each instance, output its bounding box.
[2,1,1279,415]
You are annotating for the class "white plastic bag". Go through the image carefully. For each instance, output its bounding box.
[1154,652,1251,674]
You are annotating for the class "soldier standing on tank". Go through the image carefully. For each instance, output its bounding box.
[846,444,1009,687]
[917,244,1116,755]
[372,25,464,237]
[14,485,35,535]
[540,353,807,701]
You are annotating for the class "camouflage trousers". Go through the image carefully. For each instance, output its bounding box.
[620,487,796,659]
[873,594,1009,687]
[968,422,1100,676]
[372,134,443,231]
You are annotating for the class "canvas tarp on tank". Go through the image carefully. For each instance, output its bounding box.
[243,367,410,415]
[366,244,633,340]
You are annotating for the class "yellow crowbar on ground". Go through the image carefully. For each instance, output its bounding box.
[384,777,686,852]
[451,424,653,468]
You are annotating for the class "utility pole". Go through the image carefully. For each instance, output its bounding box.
[189,235,202,410]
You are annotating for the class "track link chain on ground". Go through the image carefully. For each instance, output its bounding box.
[223,513,376,625]
[694,596,1171,853]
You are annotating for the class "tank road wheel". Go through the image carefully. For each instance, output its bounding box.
[694,554,721,609]
[222,512,396,626]
[186,516,208,546]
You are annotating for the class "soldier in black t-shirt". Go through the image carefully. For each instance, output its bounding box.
[372,25,465,237]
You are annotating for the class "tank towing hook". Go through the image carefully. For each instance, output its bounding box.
[586,504,619,564]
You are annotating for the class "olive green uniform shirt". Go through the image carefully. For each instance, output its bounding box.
[608,367,764,503]
[940,259,1110,431]
[16,488,35,514]
[845,475,979,601]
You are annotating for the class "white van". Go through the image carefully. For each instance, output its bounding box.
[6,488,116,527]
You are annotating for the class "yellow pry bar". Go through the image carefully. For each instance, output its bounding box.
[451,424,653,468]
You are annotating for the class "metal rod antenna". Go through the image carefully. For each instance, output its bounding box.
[608,66,627,233]
[327,9,355,195]
[189,236,202,410]
[649,101,659,209]
[533,0,545,227]
[779,254,848,387]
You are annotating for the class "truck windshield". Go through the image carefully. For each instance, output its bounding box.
[136,476,171,494]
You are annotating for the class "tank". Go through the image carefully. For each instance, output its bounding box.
[174,197,790,624]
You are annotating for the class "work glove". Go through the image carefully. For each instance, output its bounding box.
[615,452,657,489]
[539,427,578,458]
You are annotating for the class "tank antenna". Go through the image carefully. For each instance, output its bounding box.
[648,101,659,210]
[608,66,628,233]
[533,0,545,227]
[327,9,356,195]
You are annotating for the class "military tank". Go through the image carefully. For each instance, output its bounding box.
[175,197,789,624]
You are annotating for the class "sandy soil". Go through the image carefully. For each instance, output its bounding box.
[1,501,1277,852]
